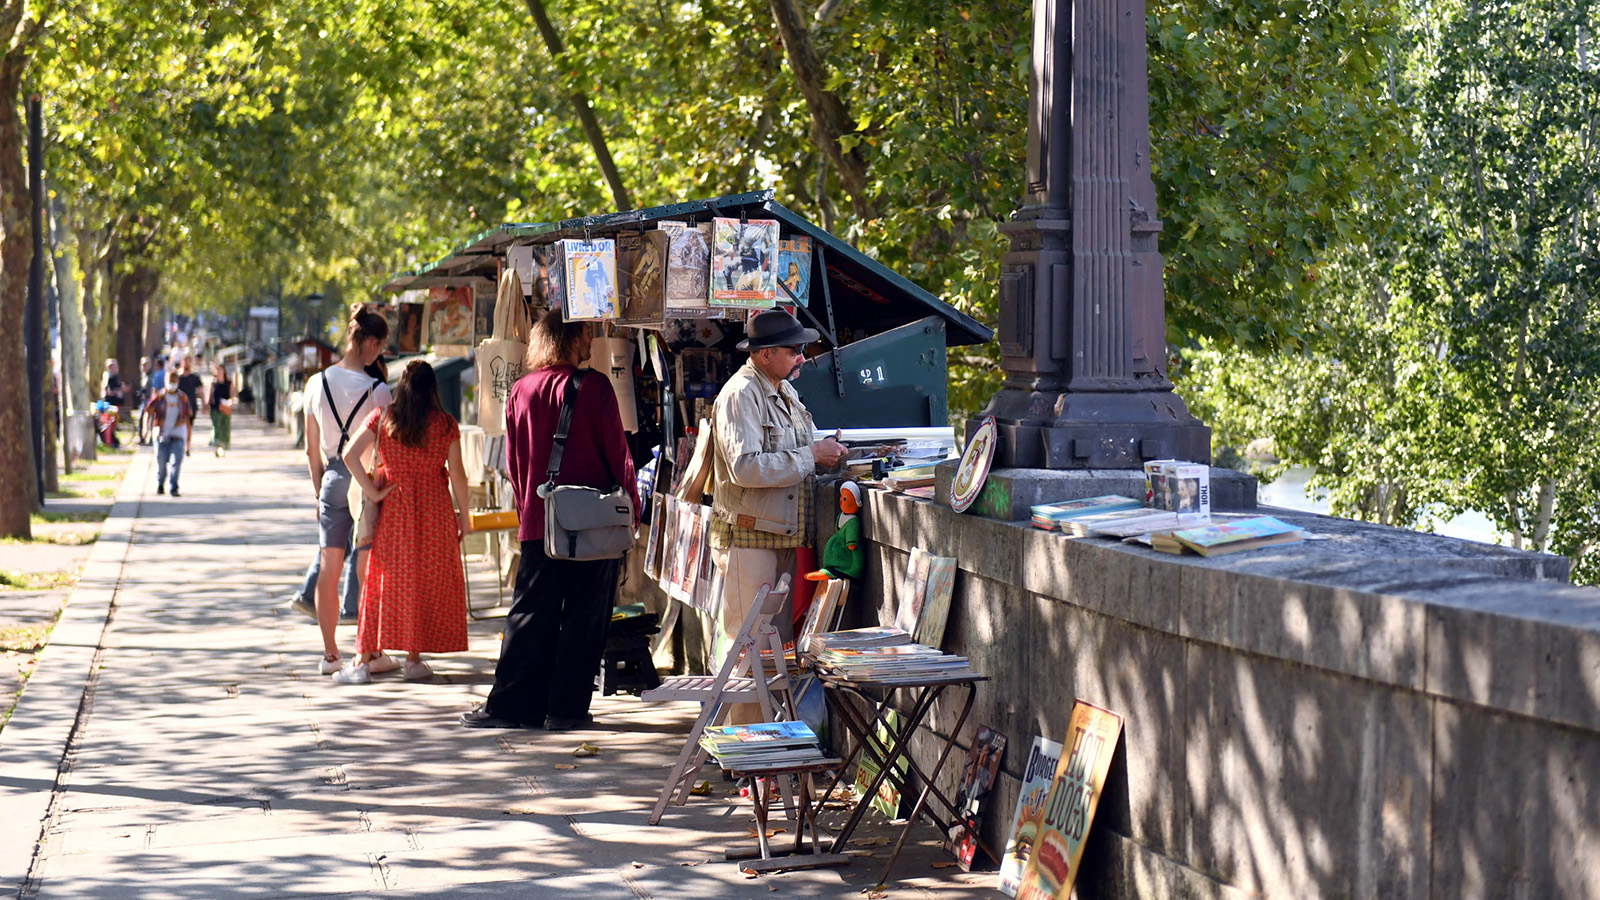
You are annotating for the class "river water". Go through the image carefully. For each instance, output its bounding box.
[1255,465,1503,547]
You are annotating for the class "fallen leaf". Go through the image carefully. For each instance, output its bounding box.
[554,763,577,770]
[573,742,600,758]
[863,886,889,899]
[504,805,537,816]
[689,780,713,796]
[741,866,759,878]
[631,861,645,868]
[768,887,778,892]
[931,861,958,869]
[678,860,705,867]
[746,827,786,838]
[843,849,876,858]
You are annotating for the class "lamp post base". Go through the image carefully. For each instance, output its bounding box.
[973,387,1211,469]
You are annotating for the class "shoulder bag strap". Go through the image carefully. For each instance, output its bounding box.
[541,370,621,494]
[322,374,372,461]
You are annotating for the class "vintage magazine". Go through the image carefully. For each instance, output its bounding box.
[998,736,1066,896]
[709,217,779,308]
[534,242,566,311]
[423,283,474,346]
[617,230,668,327]
[643,492,667,581]
[658,219,720,317]
[1014,701,1124,900]
[776,235,812,306]
[560,238,619,321]
[948,726,1007,870]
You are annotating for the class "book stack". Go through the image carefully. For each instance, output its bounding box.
[697,721,834,770]
[814,643,976,684]
[1029,495,1142,531]
[805,625,912,655]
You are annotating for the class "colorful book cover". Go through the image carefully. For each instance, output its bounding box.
[1143,460,1169,508]
[1172,515,1301,555]
[1015,701,1124,900]
[560,238,618,321]
[894,548,933,635]
[914,556,957,649]
[709,217,779,308]
[1065,507,1180,537]
[617,230,668,327]
[776,235,812,306]
[948,726,1007,870]
[426,285,475,346]
[854,709,906,819]
[1029,495,1142,524]
[700,721,817,747]
[658,220,719,316]
[997,736,1065,896]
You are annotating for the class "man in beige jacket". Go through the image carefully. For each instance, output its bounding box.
[709,309,847,719]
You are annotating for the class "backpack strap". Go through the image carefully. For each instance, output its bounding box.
[321,374,374,461]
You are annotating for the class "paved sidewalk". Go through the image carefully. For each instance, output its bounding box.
[0,416,993,900]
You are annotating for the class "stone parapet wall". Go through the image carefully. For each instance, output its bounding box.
[837,484,1600,899]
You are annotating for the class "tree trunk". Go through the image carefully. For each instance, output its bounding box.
[51,190,91,414]
[522,0,633,211]
[767,0,878,220]
[0,65,34,537]
[115,261,158,419]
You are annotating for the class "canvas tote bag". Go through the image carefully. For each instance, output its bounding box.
[539,371,635,560]
[475,267,533,436]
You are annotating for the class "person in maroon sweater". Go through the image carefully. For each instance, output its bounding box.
[462,310,639,731]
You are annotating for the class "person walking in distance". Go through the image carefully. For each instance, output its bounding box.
[336,361,471,684]
[707,308,846,723]
[207,362,234,456]
[144,379,193,496]
[302,306,391,676]
[175,356,203,457]
[460,311,638,731]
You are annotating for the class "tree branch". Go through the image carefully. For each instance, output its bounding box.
[521,0,632,211]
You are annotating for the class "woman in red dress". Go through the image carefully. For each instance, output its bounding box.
[338,360,472,683]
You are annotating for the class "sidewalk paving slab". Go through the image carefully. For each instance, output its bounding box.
[1,416,997,900]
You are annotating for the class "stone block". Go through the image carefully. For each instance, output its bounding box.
[1431,700,1600,900]
[1183,644,1431,900]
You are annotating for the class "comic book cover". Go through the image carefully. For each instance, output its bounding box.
[776,235,812,306]
[709,217,779,308]
[560,239,618,321]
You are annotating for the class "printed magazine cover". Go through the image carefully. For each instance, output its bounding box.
[776,235,812,306]
[617,230,667,327]
[560,239,619,321]
[658,220,718,315]
[710,217,779,308]
[396,302,424,354]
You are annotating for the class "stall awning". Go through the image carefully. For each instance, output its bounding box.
[379,191,994,347]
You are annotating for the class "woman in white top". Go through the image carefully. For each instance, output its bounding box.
[303,306,392,675]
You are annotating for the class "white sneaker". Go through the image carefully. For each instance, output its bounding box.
[317,656,343,675]
[402,659,433,682]
[332,662,371,684]
[367,654,400,675]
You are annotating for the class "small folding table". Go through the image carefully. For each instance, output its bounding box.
[812,668,995,883]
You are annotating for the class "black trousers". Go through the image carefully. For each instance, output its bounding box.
[484,541,620,725]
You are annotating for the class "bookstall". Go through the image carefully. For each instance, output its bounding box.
[378,191,993,646]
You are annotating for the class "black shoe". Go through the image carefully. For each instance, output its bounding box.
[156,484,164,495]
[459,706,537,729]
[170,486,180,497]
[544,714,596,732]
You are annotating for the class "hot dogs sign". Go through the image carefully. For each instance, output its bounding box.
[1012,701,1123,900]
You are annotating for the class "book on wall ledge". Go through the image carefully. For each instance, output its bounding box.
[1170,516,1304,556]
[1029,495,1142,530]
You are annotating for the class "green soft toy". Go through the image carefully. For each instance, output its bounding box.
[812,481,864,580]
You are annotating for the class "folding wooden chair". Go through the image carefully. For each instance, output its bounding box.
[643,573,797,825]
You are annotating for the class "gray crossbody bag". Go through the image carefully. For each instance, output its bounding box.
[537,370,634,560]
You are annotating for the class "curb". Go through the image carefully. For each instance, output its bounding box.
[0,446,149,894]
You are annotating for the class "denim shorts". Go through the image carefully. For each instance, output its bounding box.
[318,459,354,550]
